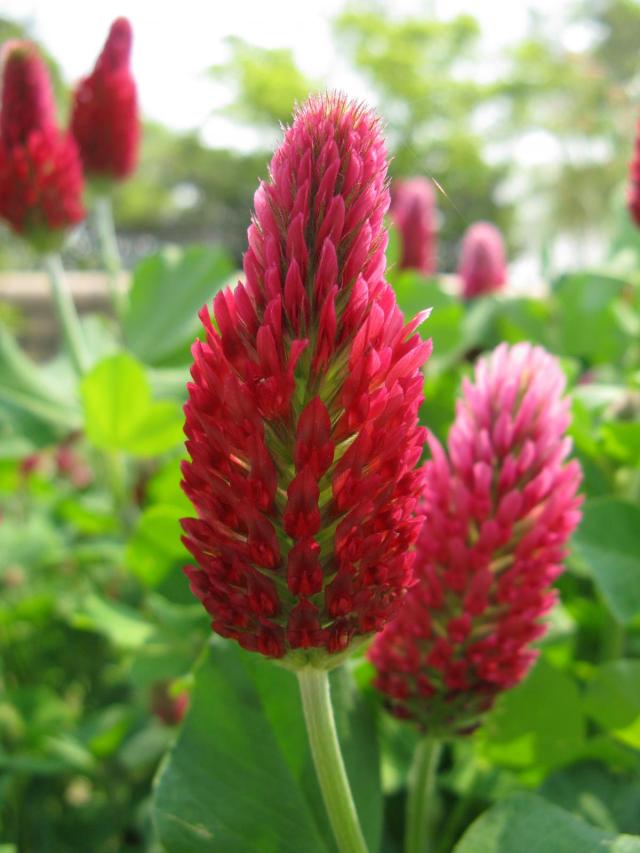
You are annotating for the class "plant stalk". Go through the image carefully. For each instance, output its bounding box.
[297,669,368,853]
[95,195,126,319]
[44,252,89,376]
[405,737,442,853]
[600,603,624,661]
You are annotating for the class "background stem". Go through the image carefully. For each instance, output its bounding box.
[297,669,368,853]
[44,252,89,376]
[405,737,442,853]
[435,761,478,853]
[600,603,625,661]
[95,195,127,320]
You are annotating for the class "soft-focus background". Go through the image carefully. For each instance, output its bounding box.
[2,0,639,279]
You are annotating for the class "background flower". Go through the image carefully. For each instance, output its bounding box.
[391,177,438,275]
[0,41,84,249]
[71,17,139,182]
[457,221,507,298]
[370,343,582,733]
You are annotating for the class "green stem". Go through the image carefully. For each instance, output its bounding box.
[405,737,442,853]
[102,450,133,531]
[94,195,126,319]
[626,467,640,504]
[43,252,89,376]
[435,762,477,853]
[297,669,368,853]
[600,603,624,661]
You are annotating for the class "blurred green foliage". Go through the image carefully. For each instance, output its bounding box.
[210,37,319,128]
[334,9,511,267]
[0,245,232,849]
[497,0,640,240]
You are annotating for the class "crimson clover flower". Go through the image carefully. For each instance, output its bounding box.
[391,177,437,275]
[457,221,507,298]
[370,343,582,732]
[70,17,139,182]
[181,94,432,668]
[0,41,84,250]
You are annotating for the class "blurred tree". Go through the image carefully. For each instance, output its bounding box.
[210,37,319,130]
[334,7,513,268]
[591,0,640,82]
[497,0,640,242]
[110,122,266,263]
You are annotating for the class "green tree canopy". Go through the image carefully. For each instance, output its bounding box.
[334,7,512,266]
[210,37,319,129]
[497,0,640,238]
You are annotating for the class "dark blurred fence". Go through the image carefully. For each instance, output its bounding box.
[0,273,128,361]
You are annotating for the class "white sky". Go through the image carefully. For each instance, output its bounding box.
[1,0,569,149]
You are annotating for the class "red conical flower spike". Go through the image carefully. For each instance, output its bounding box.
[0,41,84,250]
[457,221,506,298]
[391,177,437,275]
[70,17,139,181]
[370,343,582,733]
[182,94,432,667]
[627,119,640,226]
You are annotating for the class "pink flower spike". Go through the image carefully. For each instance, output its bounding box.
[457,221,507,298]
[391,177,438,275]
[370,343,582,734]
[181,94,431,668]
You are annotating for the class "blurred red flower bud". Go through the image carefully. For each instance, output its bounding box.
[150,682,189,726]
[19,453,41,477]
[0,41,84,249]
[457,221,506,298]
[70,18,139,182]
[55,441,93,489]
[391,177,437,275]
[627,120,640,226]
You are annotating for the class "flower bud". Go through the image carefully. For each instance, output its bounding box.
[628,120,640,226]
[150,682,189,726]
[70,18,139,182]
[391,177,437,274]
[457,221,506,298]
[0,42,84,250]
